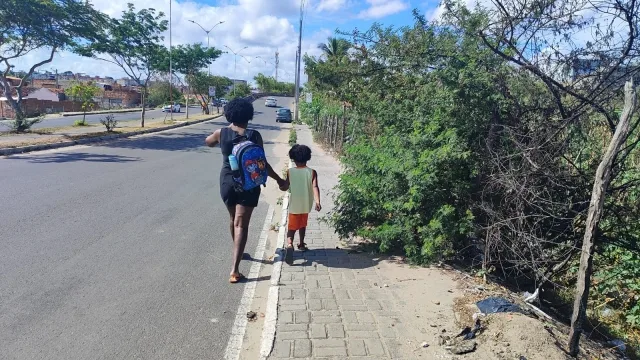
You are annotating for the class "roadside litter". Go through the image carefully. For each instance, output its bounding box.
[439,318,484,355]
[476,297,522,314]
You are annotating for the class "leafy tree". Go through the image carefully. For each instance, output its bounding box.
[442,0,640,353]
[166,44,221,118]
[317,37,350,61]
[228,82,251,98]
[147,80,181,107]
[0,0,107,131]
[254,73,295,95]
[79,3,168,127]
[67,81,100,125]
[187,72,231,113]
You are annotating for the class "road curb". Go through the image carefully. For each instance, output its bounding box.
[61,108,143,117]
[0,114,224,156]
[259,159,292,360]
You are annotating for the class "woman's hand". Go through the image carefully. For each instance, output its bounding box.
[277,178,289,191]
[315,202,322,212]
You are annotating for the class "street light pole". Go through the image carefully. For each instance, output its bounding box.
[188,20,224,76]
[169,0,173,122]
[224,45,248,97]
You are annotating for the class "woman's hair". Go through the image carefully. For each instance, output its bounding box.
[288,144,312,163]
[224,98,254,125]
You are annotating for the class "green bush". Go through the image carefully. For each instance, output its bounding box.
[289,127,297,146]
[73,119,88,126]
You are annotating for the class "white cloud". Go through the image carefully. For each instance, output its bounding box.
[357,0,409,19]
[316,0,347,12]
[12,0,319,85]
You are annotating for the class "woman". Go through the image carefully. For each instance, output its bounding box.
[205,98,287,283]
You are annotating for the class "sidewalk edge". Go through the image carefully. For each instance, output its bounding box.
[259,159,292,359]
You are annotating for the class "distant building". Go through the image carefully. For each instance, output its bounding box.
[117,78,140,87]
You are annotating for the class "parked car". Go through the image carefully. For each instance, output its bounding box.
[220,98,228,105]
[162,103,181,113]
[276,108,292,123]
[265,97,277,107]
[211,98,222,107]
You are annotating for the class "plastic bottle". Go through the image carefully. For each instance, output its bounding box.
[229,154,239,171]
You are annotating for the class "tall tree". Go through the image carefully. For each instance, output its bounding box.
[79,3,168,127]
[187,72,231,114]
[0,0,107,131]
[67,81,100,125]
[317,37,350,61]
[168,44,221,118]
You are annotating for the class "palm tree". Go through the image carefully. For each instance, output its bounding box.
[317,37,350,62]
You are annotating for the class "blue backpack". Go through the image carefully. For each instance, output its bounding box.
[231,130,268,191]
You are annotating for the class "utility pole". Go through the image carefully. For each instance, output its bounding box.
[294,0,306,123]
[275,50,279,82]
[169,0,173,122]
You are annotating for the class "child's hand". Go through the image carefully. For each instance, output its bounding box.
[315,202,322,211]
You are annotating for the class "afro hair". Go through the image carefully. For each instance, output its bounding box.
[288,144,312,163]
[224,98,254,125]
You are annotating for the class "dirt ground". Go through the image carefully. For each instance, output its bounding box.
[375,257,624,360]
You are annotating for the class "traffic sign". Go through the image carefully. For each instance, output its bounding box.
[209,86,216,97]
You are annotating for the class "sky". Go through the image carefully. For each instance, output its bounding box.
[14,0,442,86]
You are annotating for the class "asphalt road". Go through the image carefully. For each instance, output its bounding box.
[28,107,205,129]
[0,97,291,359]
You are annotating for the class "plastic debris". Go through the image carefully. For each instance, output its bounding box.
[421,342,429,348]
[608,339,626,353]
[476,297,522,314]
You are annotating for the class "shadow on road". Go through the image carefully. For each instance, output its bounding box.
[102,131,211,153]
[7,152,141,164]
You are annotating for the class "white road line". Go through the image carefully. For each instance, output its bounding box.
[259,160,292,359]
[224,204,274,360]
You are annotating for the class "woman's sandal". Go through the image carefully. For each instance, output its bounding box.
[229,273,245,283]
[297,243,309,252]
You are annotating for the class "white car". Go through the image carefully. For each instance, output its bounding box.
[265,98,277,107]
[162,103,181,113]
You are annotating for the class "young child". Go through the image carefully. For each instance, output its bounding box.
[284,144,321,265]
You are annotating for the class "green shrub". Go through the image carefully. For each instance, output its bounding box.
[289,127,297,146]
[100,114,118,132]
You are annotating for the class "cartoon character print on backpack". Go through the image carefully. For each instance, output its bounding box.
[245,158,266,185]
[231,134,269,191]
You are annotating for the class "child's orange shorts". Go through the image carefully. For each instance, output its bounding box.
[288,213,309,231]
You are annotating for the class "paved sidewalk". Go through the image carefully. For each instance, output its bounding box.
[268,125,416,359]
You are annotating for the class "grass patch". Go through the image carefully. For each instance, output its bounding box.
[0,114,222,150]
[289,127,297,146]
